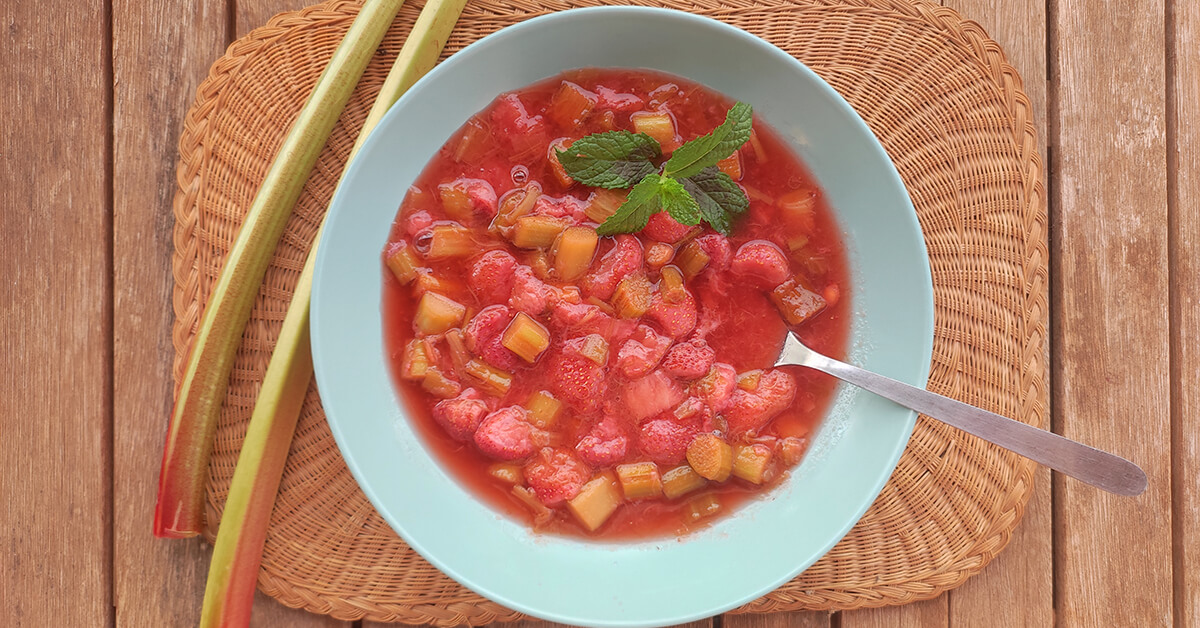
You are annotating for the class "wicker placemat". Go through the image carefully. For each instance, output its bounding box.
[170,0,1047,623]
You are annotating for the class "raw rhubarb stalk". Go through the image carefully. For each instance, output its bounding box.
[154,0,406,539]
[199,0,469,625]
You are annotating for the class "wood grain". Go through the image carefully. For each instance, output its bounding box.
[1050,0,1173,625]
[237,0,314,38]
[840,597,947,628]
[937,0,1053,624]
[0,0,112,625]
[110,0,228,625]
[1171,0,1198,624]
[725,610,832,628]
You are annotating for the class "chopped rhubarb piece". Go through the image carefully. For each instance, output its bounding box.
[467,250,517,304]
[474,407,536,461]
[731,443,774,484]
[584,188,628,223]
[511,214,569,249]
[673,240,710,278]
[524,390,563,429]
[487,462,524,485]
[463,359,513,397]
[661,464,706,499]
[501,312,551,363]
[438,178,497,224]
[662,337,716,380]
[574,334,609,365]
[451,116,492,163]
[658,265,688,303]
[576,416,629,467]
[771,277,828,325]
[779,188,817,231]
[612,274,653,319]
[548,139,575,188]
[432,389,488,441]
[582,234,643,300]
[641,211,692,243]
[385,240,422,284]
[631,111,678,151]
[644,242,674,270]
[421,366,462,399]
[717,153,742,179]
[553,226,599,281]
[780,436,808,466]
[683,493,722,522]
[616,461,663,500]
[731,240,790,289]
[416,222,476,260]
[399,339,430,381]
[737,369,763,391]
[414,292,465,335]
[567,473,622,532]
[547,81,598,130]
[524,447,592,506]
[687,433,733,482]
[615,324,672,378]
[623,370,685,422]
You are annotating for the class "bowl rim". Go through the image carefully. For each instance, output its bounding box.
[312,6,934,626]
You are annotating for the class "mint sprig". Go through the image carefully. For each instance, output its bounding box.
[558,103,754,236]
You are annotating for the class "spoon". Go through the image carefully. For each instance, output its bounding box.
[775,332,1148,496]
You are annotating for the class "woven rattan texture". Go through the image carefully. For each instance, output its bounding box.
[170,0,1047,623]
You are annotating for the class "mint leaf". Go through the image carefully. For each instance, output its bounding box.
[661,102,753,180]
[657,176,702,226]
[556,131,661,189]
[679,166,749,235]
[596,174,663,236]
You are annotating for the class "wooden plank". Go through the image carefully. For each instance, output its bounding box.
[1050,0,1173,625]
[724,610,831,628]
[935,1,1053,625]
[0,0,111,625]
[1171,0,1199,624]
[840,596,947,628]
[109,0,229,625]
[237,0,312,38]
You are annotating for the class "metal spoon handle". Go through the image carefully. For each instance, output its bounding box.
[777,334,1147,496]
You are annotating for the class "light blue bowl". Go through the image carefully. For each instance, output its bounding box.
[312,7,933,627]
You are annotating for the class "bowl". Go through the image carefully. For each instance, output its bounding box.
[311,7,933,626]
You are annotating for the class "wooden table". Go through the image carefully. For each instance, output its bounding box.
[3,0,1192,625]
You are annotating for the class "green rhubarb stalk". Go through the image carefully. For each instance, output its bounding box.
[154,0,407,539]
[199,0,469,625]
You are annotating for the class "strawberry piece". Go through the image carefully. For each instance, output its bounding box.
[641,211,692,243]
[468,250,518,304]
[547,343,607,412]
[595,86,645,112]
[691,362,737,412]
[474,407,536,461]
[615,324,672,378]
[523,447,592,506]
[637,416,702,466]
[725,369,798,435]
[622,370,685,422]
[509,265,556,316]
[466,179,499,220]
[550,301,604,331]
[695,233,732,271]
[731,240,790,289]
[645,291,697,338]
[662,337,716,380]
[402,209,433,237]
[532,194,587,223]
[575,416,629,467]
[431,388,488,442]
[582,235,643,300]
[463,305,521,371]
[490,94,547,154]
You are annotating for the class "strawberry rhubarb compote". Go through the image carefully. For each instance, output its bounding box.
[382,69,850,539]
